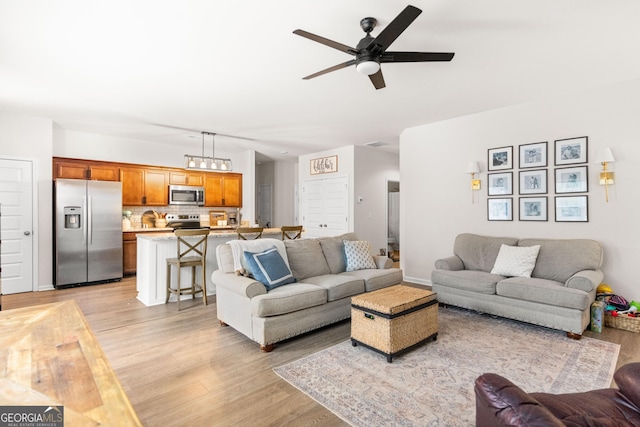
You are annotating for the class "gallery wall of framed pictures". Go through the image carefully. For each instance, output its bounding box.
[486,136,589,222]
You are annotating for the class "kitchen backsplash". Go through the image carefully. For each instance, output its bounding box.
[123,206,240,228]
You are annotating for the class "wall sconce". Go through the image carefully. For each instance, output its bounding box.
[466,161,481,203]
[595,147,615,202]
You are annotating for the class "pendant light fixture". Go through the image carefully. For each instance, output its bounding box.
[184,132,233,171]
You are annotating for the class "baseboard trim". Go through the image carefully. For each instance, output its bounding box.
[403,277,431,286]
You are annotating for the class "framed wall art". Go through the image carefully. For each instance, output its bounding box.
[555,136,588,165]
[555,195,588,222]
[519,197,548,221]
[487,172,513,196]
[519,169,547,195]
[519,142,547,168]
[310,155,338,175]
[555,166,588,193]
[488,198,513,221]
[488,146,513,171]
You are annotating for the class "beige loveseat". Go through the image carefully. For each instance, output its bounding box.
[212,233,403,351]
[431,233,604,338]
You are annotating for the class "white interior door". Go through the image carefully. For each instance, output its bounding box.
[0,158,34,294]
[301,176,348,237]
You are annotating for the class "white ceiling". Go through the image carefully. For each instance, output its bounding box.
[1,1,639,162]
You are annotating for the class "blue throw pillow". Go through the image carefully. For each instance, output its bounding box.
[243,247,296,291]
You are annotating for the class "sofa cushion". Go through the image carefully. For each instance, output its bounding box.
[318,232,358,274]
[300,275,365,302]
[340,268,403,292]
[496,277,591,310]
[244,247,296,291]
[454,233,520,272]
[431,269,503,294]
[344,240,377,271]
[284,239,331,280]
[490,244,540,278]
[518,238,603,283]
[251,283,327,317]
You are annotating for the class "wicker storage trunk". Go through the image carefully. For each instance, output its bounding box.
[351,285,438,362]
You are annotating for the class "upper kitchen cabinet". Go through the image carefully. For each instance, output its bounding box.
[204,173,242,207]
[168,171,204,186]
[53,158,119,181]
[120,167,169,206]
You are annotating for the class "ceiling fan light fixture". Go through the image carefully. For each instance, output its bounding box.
[356,60,380,75]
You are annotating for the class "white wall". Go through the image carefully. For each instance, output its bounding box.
[354,146,400,255]
[400,78,640,302]
[0,111,53,289]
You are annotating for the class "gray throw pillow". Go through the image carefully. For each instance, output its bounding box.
[284,239,331,280]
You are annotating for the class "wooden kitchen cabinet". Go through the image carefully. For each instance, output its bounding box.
[53,158,119,181]
[204,172,242,207]
[122,232,138,275]
[169,171,204,186]
[120,167,168,206]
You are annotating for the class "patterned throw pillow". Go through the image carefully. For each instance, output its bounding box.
[344,240,377,272]
[490,244,541,278]
[244,247,296,291]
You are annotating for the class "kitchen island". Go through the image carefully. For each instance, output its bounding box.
[136,228,282,306]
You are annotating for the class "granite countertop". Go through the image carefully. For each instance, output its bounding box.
[135,228,283,241]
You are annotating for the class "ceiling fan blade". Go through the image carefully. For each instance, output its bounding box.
[293,29,357,55]
[368,69,386,90]
[302,59,356,80]
[381,51,455,62]
[366,5,422,54]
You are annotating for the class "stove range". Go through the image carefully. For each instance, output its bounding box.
[165,214,202,229]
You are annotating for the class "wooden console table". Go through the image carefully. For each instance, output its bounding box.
[0,300,141,426]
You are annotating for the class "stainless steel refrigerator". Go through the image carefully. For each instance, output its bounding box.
[55,179,123,288]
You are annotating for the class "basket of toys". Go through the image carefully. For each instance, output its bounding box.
[604,311,640,333]
[597,284,640,333]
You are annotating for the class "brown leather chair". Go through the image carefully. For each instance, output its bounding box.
[474,362,640,426]
[281,225,303,240]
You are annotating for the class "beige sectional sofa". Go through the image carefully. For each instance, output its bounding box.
[431,233,604,338]
[212,233,403,351]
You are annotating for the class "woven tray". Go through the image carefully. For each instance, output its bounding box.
[604,312,640,333]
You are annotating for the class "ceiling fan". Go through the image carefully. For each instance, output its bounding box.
[293,5,454,90]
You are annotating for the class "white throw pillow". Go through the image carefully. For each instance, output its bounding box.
[490,244,541,278]
[344,240,377,272]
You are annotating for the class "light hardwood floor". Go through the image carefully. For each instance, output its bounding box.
[3,278,639,426]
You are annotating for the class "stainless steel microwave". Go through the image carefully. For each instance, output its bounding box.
[169,185,205,206]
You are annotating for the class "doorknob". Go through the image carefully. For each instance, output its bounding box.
[24,231,31,235]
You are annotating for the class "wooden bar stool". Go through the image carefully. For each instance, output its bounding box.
[166,228,209,310]
[236,227,263,240]
[281,225,303,240]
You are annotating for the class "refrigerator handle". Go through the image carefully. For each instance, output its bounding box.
[82,196,87,245]
[88,195,93,245]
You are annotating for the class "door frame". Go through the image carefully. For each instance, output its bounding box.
[386,179,400,258]
[0,156,39,292]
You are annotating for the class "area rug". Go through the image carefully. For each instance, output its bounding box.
[274,306,620,427]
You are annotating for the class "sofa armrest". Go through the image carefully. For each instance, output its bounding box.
[211,270,267,298]
[474,373,565,427]
[373,255,392,269]
[565,269,604,293]
[434,255,464,271]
